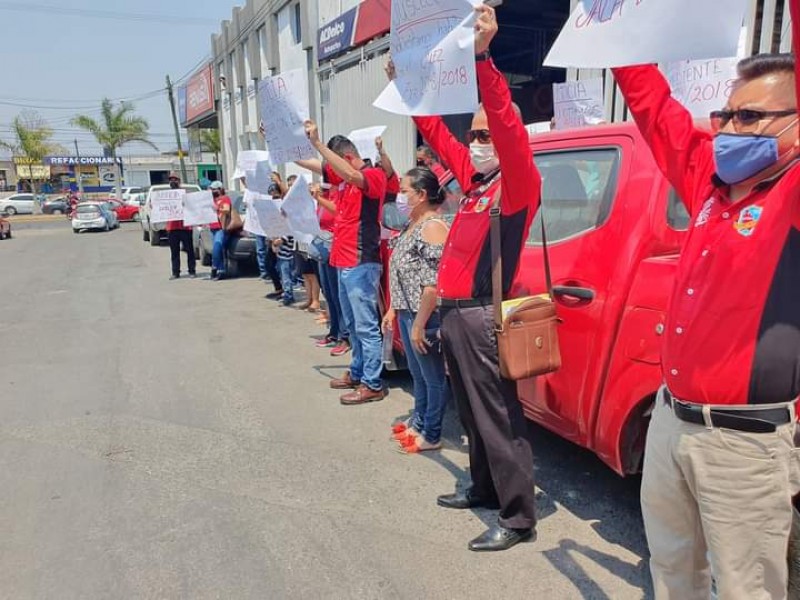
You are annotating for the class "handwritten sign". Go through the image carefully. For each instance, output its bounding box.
[251,160,275,195]
[149,189,185,223]
[236,150,270,178]
[374,0,480,116]
[544,0,749,69]
[183,191,218,227]
[281,175,321,245]
[662,28,747,118]
[258,69,315,165]
[553,79,606,130]
[243,190,291,239]
[347,126,387,163]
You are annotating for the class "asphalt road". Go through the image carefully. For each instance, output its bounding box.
[0,221,653,599]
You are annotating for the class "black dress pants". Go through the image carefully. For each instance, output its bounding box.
[440,303,537,530]
[168,229,196,276]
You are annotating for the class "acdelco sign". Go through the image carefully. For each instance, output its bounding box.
[317,7,358,61]
[184,64,215,125]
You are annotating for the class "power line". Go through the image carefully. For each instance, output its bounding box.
[0,2,218,26]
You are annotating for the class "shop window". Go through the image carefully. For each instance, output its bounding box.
[528,148,620,244]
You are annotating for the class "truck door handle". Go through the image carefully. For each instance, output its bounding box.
[552,286,595,303]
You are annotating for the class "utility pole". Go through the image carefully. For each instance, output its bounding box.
[74,138,84,195]
[165,75,188,182]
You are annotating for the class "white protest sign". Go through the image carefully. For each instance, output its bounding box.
[243,190,291,239]
[281,175,321,245]
[374,0,480,116]
[251,160,275,195]
[149,189,185,223]
[544,0,749,69]
[236,150,270,178]
[258,69,315,165]
[183,191,218,227]
[553,79,606,130]
[662,29,748,118]
[348,126,388,163]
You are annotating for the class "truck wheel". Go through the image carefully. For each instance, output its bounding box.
[142,227,150,242]
[149,226,160,246]
[224,254,239,279]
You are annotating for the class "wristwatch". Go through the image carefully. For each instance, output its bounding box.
[475,50,491,62]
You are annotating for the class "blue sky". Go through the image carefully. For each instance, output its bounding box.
[0,1,235,158]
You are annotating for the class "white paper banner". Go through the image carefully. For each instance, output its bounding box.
[374,0,480,116]
[544,0,749,69]
[281,175,321,245]
[251,160,275,195]
[183,191,218,227]
[662,29,747,119]
[150,189,185,223]
[243,190,291,239]
[553,79,606,130]
[258,69,315,165]
[236,150,271,179]
[348,126,388,164]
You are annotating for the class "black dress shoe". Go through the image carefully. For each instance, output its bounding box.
[468,524,535,552]
[437,491,500,510]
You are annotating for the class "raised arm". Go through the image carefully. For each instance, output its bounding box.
[476,5,540,215]
[304,120,367,190]
[295,158,323,175]
[611,65,715,215]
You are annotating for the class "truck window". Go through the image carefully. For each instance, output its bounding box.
[667,188,691,231]
[528,148,620,244]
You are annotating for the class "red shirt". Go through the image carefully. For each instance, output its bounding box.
[318,189,336,232]
[165,219,190,232]
[613,64,800,405]
[324,164,387,268]
[386,172,400,195]
[414,58,542,300]
[210,195,232,231]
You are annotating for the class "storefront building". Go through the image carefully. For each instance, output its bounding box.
[206,0,792,182]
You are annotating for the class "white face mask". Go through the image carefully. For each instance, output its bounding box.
[395,193,411,216]
[470,143,499,174]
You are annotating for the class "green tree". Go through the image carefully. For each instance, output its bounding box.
[0,111,60,197]
[72,99,157,198]
[199,129,222,181]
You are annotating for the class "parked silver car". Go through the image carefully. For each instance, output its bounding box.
[0,193,36,215]
[72,202,119,233]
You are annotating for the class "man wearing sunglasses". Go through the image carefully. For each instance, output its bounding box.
[612,38,800,600]
[387,5,540,552]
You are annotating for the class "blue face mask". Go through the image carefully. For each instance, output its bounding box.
[713,119,798,185]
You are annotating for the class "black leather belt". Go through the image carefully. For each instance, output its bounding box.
[439,297,493,309]
[663,389,793,433]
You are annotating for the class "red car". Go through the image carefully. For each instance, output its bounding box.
[0,215,10,240]
[105,199,141,222]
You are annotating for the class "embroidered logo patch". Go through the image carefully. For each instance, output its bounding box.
[474,196,491,213]
[734,205,764,237]
[695,198,714,227]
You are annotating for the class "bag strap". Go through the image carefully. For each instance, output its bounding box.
[490,195,554,331]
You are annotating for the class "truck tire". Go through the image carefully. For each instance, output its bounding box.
[149,225,160,246]
[224,253,239,279]
[199,242,212,267]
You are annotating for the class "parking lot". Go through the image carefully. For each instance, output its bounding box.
[0,221,652,599]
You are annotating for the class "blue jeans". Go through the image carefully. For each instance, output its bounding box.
[338,263,383,391]
[278,257,295,304]
[255,235,268,277]
[319,259,347,341]
[397,310,449,444]
[212,229,230,273]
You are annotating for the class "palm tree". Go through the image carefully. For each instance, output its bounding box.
[0,111,60,198]
[199,129,222,181]
[72,99,157,198]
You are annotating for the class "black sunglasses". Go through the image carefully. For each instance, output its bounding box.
[710,108,797,130]
[465,129,492,144]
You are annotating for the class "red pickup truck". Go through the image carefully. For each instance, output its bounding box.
[512,122,690,476]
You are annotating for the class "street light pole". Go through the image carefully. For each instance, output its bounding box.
[165,75,189,182]
[74,138,84,195]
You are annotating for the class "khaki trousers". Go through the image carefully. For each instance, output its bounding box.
[642,389,800,600]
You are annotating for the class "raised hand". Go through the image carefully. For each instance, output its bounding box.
[474,4,498,56]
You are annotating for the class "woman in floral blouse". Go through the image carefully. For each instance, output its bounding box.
[382,168,450,453]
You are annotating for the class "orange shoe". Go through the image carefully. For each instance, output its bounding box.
[391,422,409,434]
[397,440,443,454]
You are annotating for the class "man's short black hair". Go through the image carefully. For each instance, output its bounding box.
[417,144,436,159]
[737,53,796,82]
[326,135,360,159]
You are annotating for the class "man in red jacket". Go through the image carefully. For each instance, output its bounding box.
[165,172,196,280]
[390,5,541,552]
[612,32,800,600]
